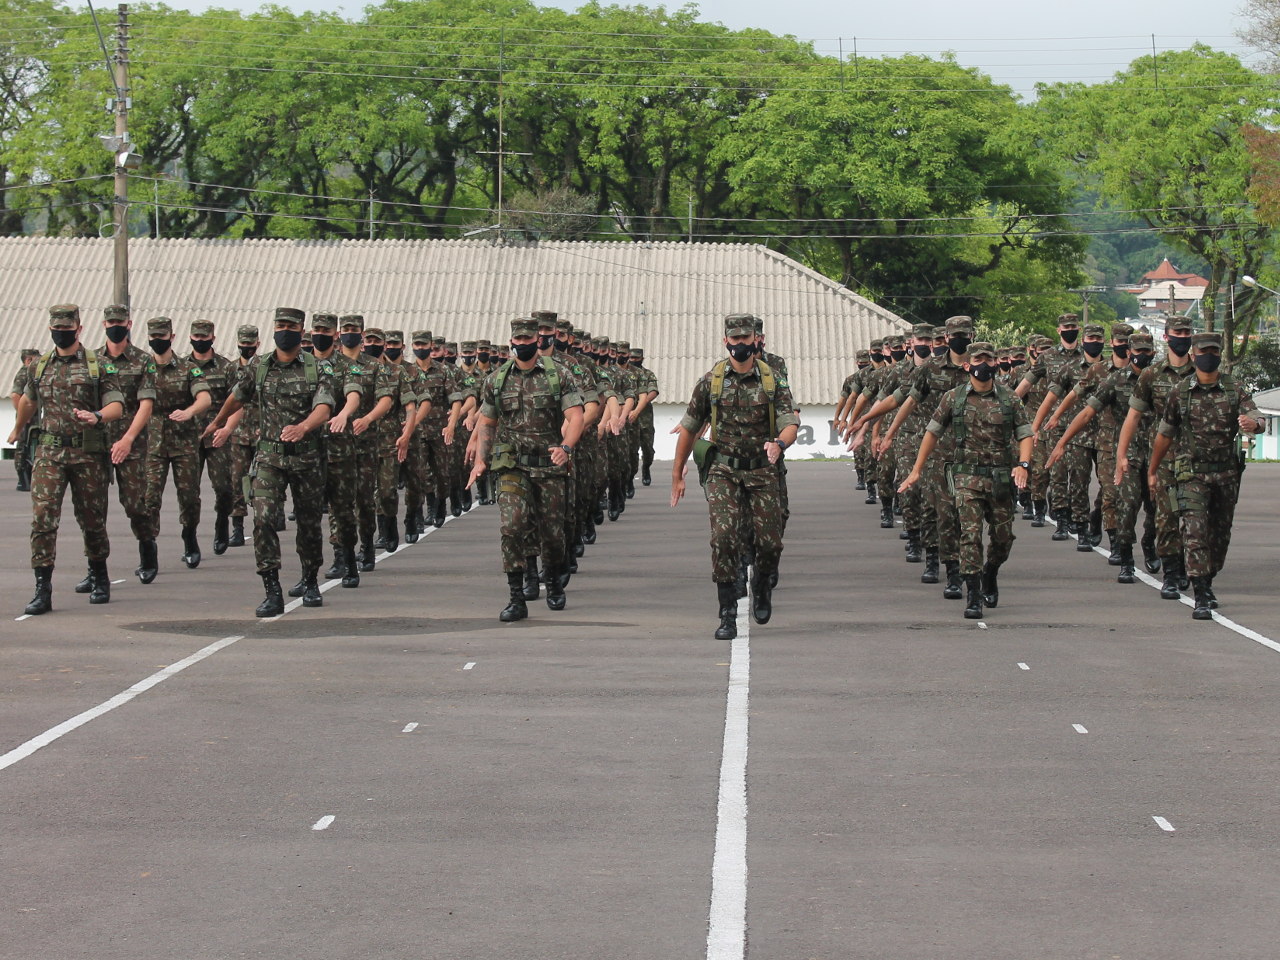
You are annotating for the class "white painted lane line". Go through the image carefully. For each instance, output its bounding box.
[1017,662,1030,671]
[706,587,751,960]
[0,635,246,773]
[110,579,125,585]
[402,722,418,733]
[977,622,988,630]
[312,815,335,831]
[14,614,31,622]
[463,662,476,671]
[1073,724,1089,734]
[1153,816,1176,833]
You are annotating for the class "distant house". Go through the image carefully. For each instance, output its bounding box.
[1252,386,1280,459]
[1125,258,1209,321]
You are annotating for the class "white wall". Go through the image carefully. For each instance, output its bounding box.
[650,403,848,460]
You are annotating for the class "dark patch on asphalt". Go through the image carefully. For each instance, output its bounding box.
[118,617,637,639]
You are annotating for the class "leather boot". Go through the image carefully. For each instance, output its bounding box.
[582,518,597,545]
[25,566,53,616]
[432,497,446,528]
[229,516,246,547]
[87,559,110,604]
[750,569,773,625]
[325,550,344,579]
[1052,510,1071,541]
[626,478,635,500]
[212,512,230,555]
[341,546,360,588]
[136,538,158,584]
[1159,557,1182,599]
[373,517,386,549]
[1191,576,1213,620]
[643,463,652,486]
[500,571,529,622]
[181,525,201,568]
[1141,533,1160,573]
[404,510,419,544]
[1106,530,1121,565]
[1176,558,1190,590]
[381,514,399,553]
[461,486,473,512]
[1031,500,1047,528]
[715,582,738,640]
[545,565,567,611]
[287,574,308,598]
[893,497,903,517]
[1088,505,1103,547]
[1076,523,1094,552]
[522,557,541,601]
[864,481,878,505]
[301,567,323,607]
[255,570,284,618]
[594,497,606,525]
[963,574,984,619]
[1205,577,1219,609]
[74,566,94,594]
[880,500,895,529]
[1022,494,1035,521]
[357,539,376,572]
[904,530,923,563]
[734,555,750,600]
[981,562,999,608]
[1117,545,1136,584]
[449,487,463,518]
[608,485,622,522]
[855,469,866,491]
[943,561,963,600]
[921,548,940,584]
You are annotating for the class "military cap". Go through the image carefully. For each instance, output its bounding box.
[190,319,215,336]
[1034,334,1054,348]
[630,347,643,358]
[146,316,174,336]
[969,341,997,360]
[432,335,446,347]
[1110,322,1134,339]
[752,316,765,334]
[855,349,870,361]
[725,314,756,338]
[884,335,905,348]
[49,304,80,326]
[944,316,975,335]
[555,319,572,335]
[103,303,129,321]
[274,306,305,324]
[593,335,609,349]
[997,347,1013,358]
[912,323,935,338]
[410,330,433,345]
[340,314,365,330]
[613,340,631,354]
[364,326,385,340]
[1166,316,1194,333]
[1192,332,1222,349]
[310,313,338,331]
[869,338,885,350]
[384,329,405,345]
[571,328,586,342]
[445,341,458,354]
[1129,332,1154,348]
[460,340,478,353]
[20,348,41,360]
[1082,323,1105,337]
[1057,313,1080,325]
[511,317,538,338]
[477,338,492,350]
[237,324,260,342]
[532,310,558,327]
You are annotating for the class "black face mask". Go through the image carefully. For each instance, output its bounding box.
[512,341,539,362]
[274,329,303,352]
[104,324,130,344]
[460,354,476,365]
[1060,328,1079,345]
[889,348,906,362]
[932,345,948,357]
[727,342,755,363]
[1082,341,1104,358]
[412,347,431,360]
[998,360,1011,372]
[384,346,403,361]
[1167,335,1192,357]
[444,356,457,365]
[1193,353,1221,374]
[191,338,214,354]
[913,344,932,359]
[970,362,996,382]
[50,328,77,350]
[857,362,870,370]
[340,332,364,349]
[554,338,567,352]
[753,342,763,355]
[1113,344,1129,359]
[150,337,174,355]
[364,344,384,359]
[616,357,628,367]
[538,334,555,351]
[948,335,971,355]
[238,345,257,359]
[1132,352,1154,369]
[478,352,491,364]
[310,333,334,353]
[1011,358,1025,368]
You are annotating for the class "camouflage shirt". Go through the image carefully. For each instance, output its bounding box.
[631,362,660,426]
[1019,343,1081,391]
[927,383,1033,467]
[11,363,30,398]
[96,342,157,457]
[1157,375,1262,467]
[230,358,259,446]
[414,360,464,428]
[149,355,211,453]
[232,352,338,466]
[1048,355,1105,447]
[680,360,800,461]
[1087,365,1153,461]
[1128,356,1195,461]
[480,358,585,475]
[907,353,970,458]
[24,346,125,463]
[190,352,237,450]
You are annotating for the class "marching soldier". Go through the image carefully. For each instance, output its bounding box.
[836,349,872,491]
[214,325,263,549]
[628,345,660,487]
[338,315,394,570]
[373,329,418,553]
[189,320,238,555]
[1016,313,1082,539]
[9,348,41,491]
[9,305,126,613]
[409,330,464,533]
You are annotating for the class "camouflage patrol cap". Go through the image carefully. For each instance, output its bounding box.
[477,339,492,351]
[752,316,765,334]
[146,316,174,336]
[532,310,557,328]
[912,323,935,338]
[1166,316,1194,333]
[511,317,538,338]
[555,319,572,335]
[1033,334,1054,348]
[428,335,443,347]
[1192,332,1222,349]
[593,335,609,349]
[614,340,630,354]
[1110,322,1134,340]
[460,340,478,353]
[869,338,885,350]
[944,316,976,335]
[968,342,997,360]
[310,313,338,331]
[571,328,586,342]
[1057,312,1080,326]
[190,319,215,336]
[103,303,129,321]
[274,306,305,324]
[237,324,260,342]
[1129,332,1154,348]
[997,347,1013,358]
[340,314,365,331]
[855,349,870,361]
[20,348,41,360]
[725,314,756,338]
[1082,323,1105,337]
[364,327,385,341]
[630,347,643,359]
[884,335,905,348]
[445,342,458,354]
[410,330,432,345]
[49,304,80,327]
[384,329,405,345]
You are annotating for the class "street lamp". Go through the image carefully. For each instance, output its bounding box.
[1242,275,1280,342]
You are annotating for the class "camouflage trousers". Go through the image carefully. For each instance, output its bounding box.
[14,426,31,479]
[415,425,450,506]
[1174,469,1239,579]
[230,441,255,517]
[1045,425,1069,512]
[252,457,325,574]
[1152,462,1184,559]
[198,442,234,517]
[854,441,874,483]
[401,433,425,514]
[497,468,568,574]
[375,429,402,517]
[329,438,378,548]
[30,453,111,568]
[324,454,360,549]
[1029,431,1050,500]
[573,438,598,532]
[926,456,962,564]
[955,478,1016,576]
[1097,441,1118,531]
[876,437,897,503]
[627,420,641,479]
[1064,442,1099,522]
[706,461,783,583]
[894,432,930,538]
[638,418,655,471]
[113,455,154,541]
[1113,457,1156,549]
[145,449,201,535]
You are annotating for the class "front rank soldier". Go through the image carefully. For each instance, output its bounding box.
[467,317,585,622]
[670,314,799,640]
[1148,332,1266,619]
[1016,313,1082,539]
[10,348,41,491]
[835,349,872,490]
[9,305,126,613]
[188,320,238,555]
[144,317,212,572]
[843,338,887,504]
[338,315,394,570]
[899,342,1033,620]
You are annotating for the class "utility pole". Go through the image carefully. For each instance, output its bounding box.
[112,4,130,308]
[475,28,530,240]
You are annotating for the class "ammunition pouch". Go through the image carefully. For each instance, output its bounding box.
[692,438,717,487]
[490,442,517,472]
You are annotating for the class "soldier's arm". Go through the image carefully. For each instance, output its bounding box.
[1047,390,1079,431]
[669,424,698,507]
[211,406,243,447]
[466,414,496,483]
[353,395,392,434]
[110,397,154,463]
[8,394,35,442]
[853,392,900,430]
[169,384,213,422]
[554,405,585,465]
[281,401,333,442]
[880,395,918,447]
[1148,430,1173,479]
[413,398,434,427]
[898,431,940,492]
[205,391,245,437]
[1030,389,1058,434]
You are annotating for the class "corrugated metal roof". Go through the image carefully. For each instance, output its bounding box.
[0,237,908,405]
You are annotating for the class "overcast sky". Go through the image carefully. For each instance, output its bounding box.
[171,0,1258,97]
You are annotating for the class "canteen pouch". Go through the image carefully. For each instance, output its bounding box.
[489,441,516,472]
[692,438,717,487]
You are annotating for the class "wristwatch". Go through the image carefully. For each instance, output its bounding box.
[93,410,103,423]
[560,444,574,457]
[774,437,788,450]
[1016,460,1030,470]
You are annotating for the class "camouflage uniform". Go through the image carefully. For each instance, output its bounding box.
[227,326,262,541]
[188,320,238,552]
[336,315,391,567]
[890,325,937,564]
[872,338,906,522]
[98,331,157,543]
[10,351,40,490]
[1020,336,1056,516]
[1047,325,1108,539]
[840,353,872,488]
[1020,322,1082,522]
[311,315,364,577]
[374,331,418,548]
[630,347,659,484]
[607,339,640,517]
[410,331,463,530]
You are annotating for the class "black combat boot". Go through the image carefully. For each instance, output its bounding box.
[301,567,323,607]
[545,565,567,611]
[1075,522,1094,552]
[136,538,158,584]
[373,518,386,549]
[607,484,622,522]
[1031,500,1047,528]
[1116,545,1136,584]
[381,514,399,553]
[1176,558,1190,590]
[449,486,463,518]
[880,500,895,529]
[734,555,750,600]
[595,496,606,526]
[181,525,201,568]
[500,571,529,622]
[1205,577,1219,609]
[715,583,738,640]
[523,556,541,601]
[341,546,360,588]
[1141,533,1160,573]
[864,481,878,505]
[626,478,635,499]
[87,560,110,604]
[287,574,308,598]
[25,566,53,616]
[256,570,284,618]
[404,510,419,544]
[943,561,963,600]
[855,469,866,491]
[74,566,94,594]
[212,512,230,556]
[324,549,344,579]
[963,575,984,619]
[1052,510,1071,541]
[1106,529,1121,565]
[582,518,597,545]
[981,562,1000,608]
[461,486,473,512]
[357,539,376,572]
[432,497,447,528]
[229,516,246,547]
[1158,557,1182,599]
[921,548,940,584]
[642,464,652,486]
[1191,576,1213,620]
[904,530,923,563]
[750,569,773,625]
[1021,492,1035,521]
[1088,505,1103,547]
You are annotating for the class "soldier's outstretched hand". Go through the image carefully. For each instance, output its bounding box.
[395,433,410,463]
[670,472,685,507]
[211,425,232,448]
[1114,455,1129,487]
[466,460,486,489]
[110,437,132,465]
[1046,442,1066,468]
[897,470,920,494]
[442,425,455,446]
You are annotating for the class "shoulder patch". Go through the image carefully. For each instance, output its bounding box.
[190,366,203,377]
[102,362,117,375]
[350,365,364,375]
[146,362,157,373]
[319,361,334,375]
[777,377,789,389]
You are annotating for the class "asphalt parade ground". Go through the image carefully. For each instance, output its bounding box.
[2,461,1279,960]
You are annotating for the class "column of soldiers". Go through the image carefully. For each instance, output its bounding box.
[11,303,661,622]
[839,312,1267,621]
